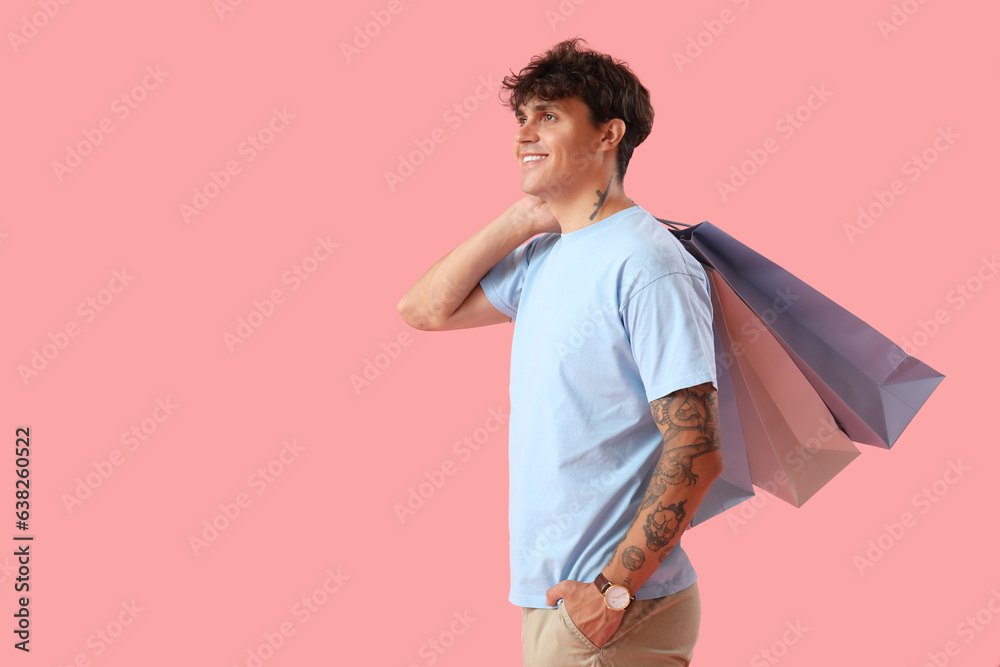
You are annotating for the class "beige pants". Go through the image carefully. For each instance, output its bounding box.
[521,581,700,666]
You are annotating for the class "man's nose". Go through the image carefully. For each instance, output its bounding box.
[515,119,538,143]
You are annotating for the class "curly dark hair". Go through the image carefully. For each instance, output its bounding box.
[500,37,654,184]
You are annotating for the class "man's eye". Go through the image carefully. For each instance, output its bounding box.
[545,113,556,121]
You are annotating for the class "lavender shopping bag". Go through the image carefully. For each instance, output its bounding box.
[663,220,945,449]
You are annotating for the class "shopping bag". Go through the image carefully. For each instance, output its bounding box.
[689,293,756,526]
[665,221,944,449]
[709,268,861,507]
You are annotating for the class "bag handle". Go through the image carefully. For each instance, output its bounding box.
[654,217,692,230]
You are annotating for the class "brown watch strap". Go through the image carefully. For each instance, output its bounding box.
[594,572,612,595]
[594,572,634,598]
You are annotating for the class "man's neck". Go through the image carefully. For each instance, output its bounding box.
[547,176,636,235]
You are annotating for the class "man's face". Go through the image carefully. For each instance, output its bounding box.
[513,94,608,200]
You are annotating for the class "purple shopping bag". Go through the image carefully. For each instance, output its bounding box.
[663,220,944,449]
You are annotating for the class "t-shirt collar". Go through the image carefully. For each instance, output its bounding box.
[558,204,642,243]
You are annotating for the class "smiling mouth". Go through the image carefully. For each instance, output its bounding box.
[521,154,549,165]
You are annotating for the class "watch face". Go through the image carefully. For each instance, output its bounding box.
[605,585,630,610]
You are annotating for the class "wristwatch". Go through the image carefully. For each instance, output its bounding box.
[594,572,634,611]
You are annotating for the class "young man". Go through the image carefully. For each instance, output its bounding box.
[398,38,723,665]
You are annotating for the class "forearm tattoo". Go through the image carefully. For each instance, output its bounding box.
[643,499,687,552]
[622,546,646,571]
[612,385,720,573]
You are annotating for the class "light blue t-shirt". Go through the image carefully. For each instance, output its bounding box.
[479,204,717,609]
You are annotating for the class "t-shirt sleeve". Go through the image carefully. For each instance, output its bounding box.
[479,235,545,323]
[622,269,718,403]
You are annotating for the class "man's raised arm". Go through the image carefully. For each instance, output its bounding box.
[397,196,557,331]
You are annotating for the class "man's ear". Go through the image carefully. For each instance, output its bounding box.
[599,118,626,153]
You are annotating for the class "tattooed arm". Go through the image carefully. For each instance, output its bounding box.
[543,381,721,647]
[600,381,723,594]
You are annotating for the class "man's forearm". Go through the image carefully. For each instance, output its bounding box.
[397,202,538,330]
[601,385,723,594]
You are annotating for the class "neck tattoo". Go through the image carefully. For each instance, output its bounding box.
[589,177,612,221]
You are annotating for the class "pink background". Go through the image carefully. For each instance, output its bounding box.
[3,0,998,664]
